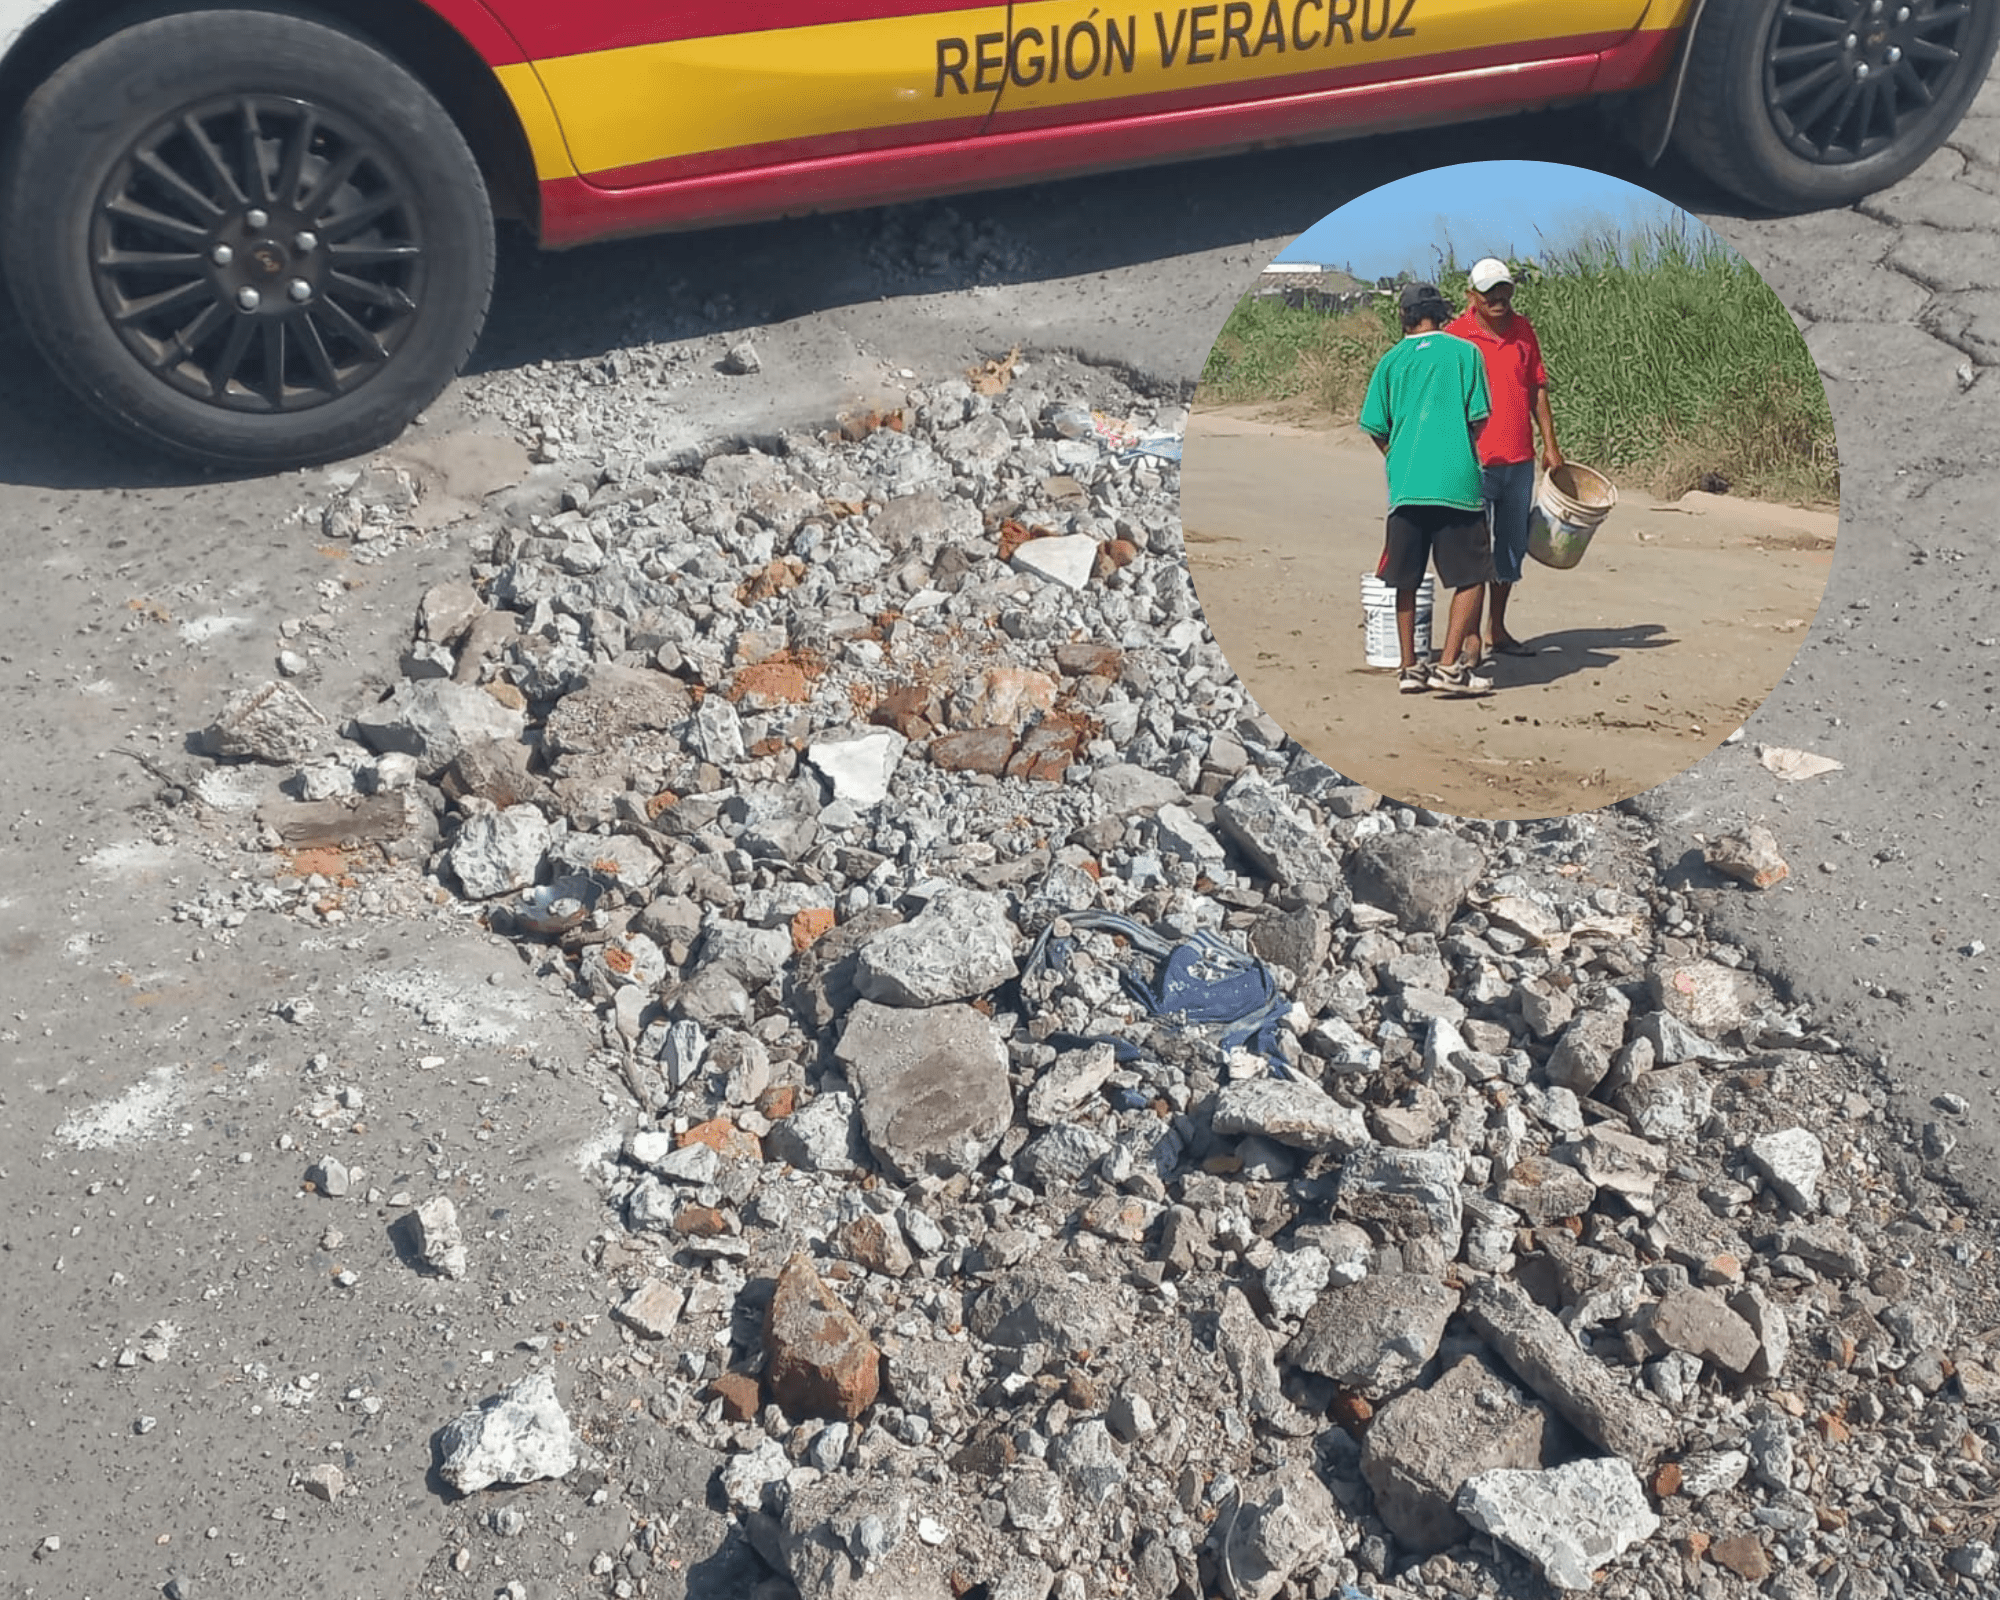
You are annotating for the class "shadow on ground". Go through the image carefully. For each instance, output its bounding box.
[1486,622,1676,686]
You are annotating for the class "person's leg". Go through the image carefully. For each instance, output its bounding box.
[1380,510,1433,687]
[1438,583,1484,668]
[1395,587,1417,669]
[1485,461,1534,648]
[1428,508,1496,693]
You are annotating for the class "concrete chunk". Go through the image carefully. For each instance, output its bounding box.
[1345,829,1484,934]
[1462,1278,1673,1467]
[1633,1288,1761,1375]
[1025,1042,1119,1127]
[1213,1077,1369,1154]
[1456,1457,1659,1591]
[1337,1145,1463,1246]
[835,1000,1013,1180]
[1285,1272,1459,1399]
[1362,1355,1548,1555]
[204,680,329,763]
[1217,1461,1343,1600]
[1556,1125,1668,1200]
[435,1372,575,1492]
[1749,1126,1824,1212]
[854,888,1018,1006]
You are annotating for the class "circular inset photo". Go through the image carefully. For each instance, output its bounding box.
[1182,162,1839,820]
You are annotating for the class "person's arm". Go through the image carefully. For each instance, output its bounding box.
[1359,360,1392,456]
[1466,353,1491,457]
[1527,325,1562,472]
[1533,383,1563,472]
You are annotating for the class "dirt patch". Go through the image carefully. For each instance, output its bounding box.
[1181,405,1837,818]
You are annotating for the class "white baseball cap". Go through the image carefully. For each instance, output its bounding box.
[1468,257,1514,292]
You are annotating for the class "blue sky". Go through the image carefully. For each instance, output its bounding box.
[1275,162,1689,278]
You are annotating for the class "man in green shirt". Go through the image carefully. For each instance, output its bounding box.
[1358,282,1495,696]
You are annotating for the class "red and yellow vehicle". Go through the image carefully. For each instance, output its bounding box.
[0,0,1989,466]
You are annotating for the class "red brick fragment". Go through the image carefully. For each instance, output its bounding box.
[709,1371,761,1422]
[929,727,1015,776]
[677,1117,764,1161]
[764,1254,881,1422]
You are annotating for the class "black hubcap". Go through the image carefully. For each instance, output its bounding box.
[90,95,425,413]
[1763,0,1973,164]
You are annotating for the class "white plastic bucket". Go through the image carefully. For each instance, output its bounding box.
[1527,462,1618,570]
[1361,573,1433,668]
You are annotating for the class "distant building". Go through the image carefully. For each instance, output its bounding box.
[1253,261,1377,314]
[1256,262,1338,295]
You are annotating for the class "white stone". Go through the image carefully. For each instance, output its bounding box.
[612,1279,686,1339]
[686,696,745,763]
[448,806,550,899]
[1212,1078,1369,1154]
[301,1463,344,1502]
[625,1175,678,1231]
[1677,1449,1749,1499]
[721,1438,791,1511]
[660,1020,706,1089]
[1749,1126,1824,1211]
[855,888,1018,1007]
[1311,1015,1382,1074]
[1025,1042,1120,1127]
[1455,1458,1659,1590]
[1011,534,1099,590]
[1422,1017,1469,1080]
[807,728,906,806]
[436,1373,576,1492]
[1263,1247,1332,1321]
[1153,803,1226,868]
[413,1196,468,1279]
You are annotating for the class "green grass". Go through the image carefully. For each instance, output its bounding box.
[1198,222,1839,504]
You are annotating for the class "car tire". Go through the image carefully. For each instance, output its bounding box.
[1,8,495,470]
[1671,0,2000,212]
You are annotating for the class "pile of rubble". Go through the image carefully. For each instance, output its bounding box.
[197,359,2000,1600]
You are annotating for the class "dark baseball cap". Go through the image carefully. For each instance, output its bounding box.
[1399,282,1450,316]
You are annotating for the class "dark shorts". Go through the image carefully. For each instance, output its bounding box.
[1378,503,1494,592]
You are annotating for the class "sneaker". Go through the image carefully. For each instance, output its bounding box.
[1430,660,1493,697]
[1397,664,1431,694]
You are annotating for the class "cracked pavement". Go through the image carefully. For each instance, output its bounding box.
[1630,71,2000,1208]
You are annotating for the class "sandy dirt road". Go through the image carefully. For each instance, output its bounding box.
[1182,405,1837,818]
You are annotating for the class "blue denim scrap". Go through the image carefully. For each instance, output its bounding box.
[1021,908,1293,1077]
[1115,435,1183,463]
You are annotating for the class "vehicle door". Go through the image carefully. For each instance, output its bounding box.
[981,0,1669,134]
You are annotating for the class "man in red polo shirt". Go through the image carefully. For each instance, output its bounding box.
[1447,258,1563,657]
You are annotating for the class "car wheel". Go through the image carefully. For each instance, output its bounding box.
[2,8,495,470]
[1671,0,2000,212]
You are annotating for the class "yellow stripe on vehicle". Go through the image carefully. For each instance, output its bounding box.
[994,0,1644,111]
[494,61,578,181]
[505,0,1668,182]
[525,8,1008,180]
